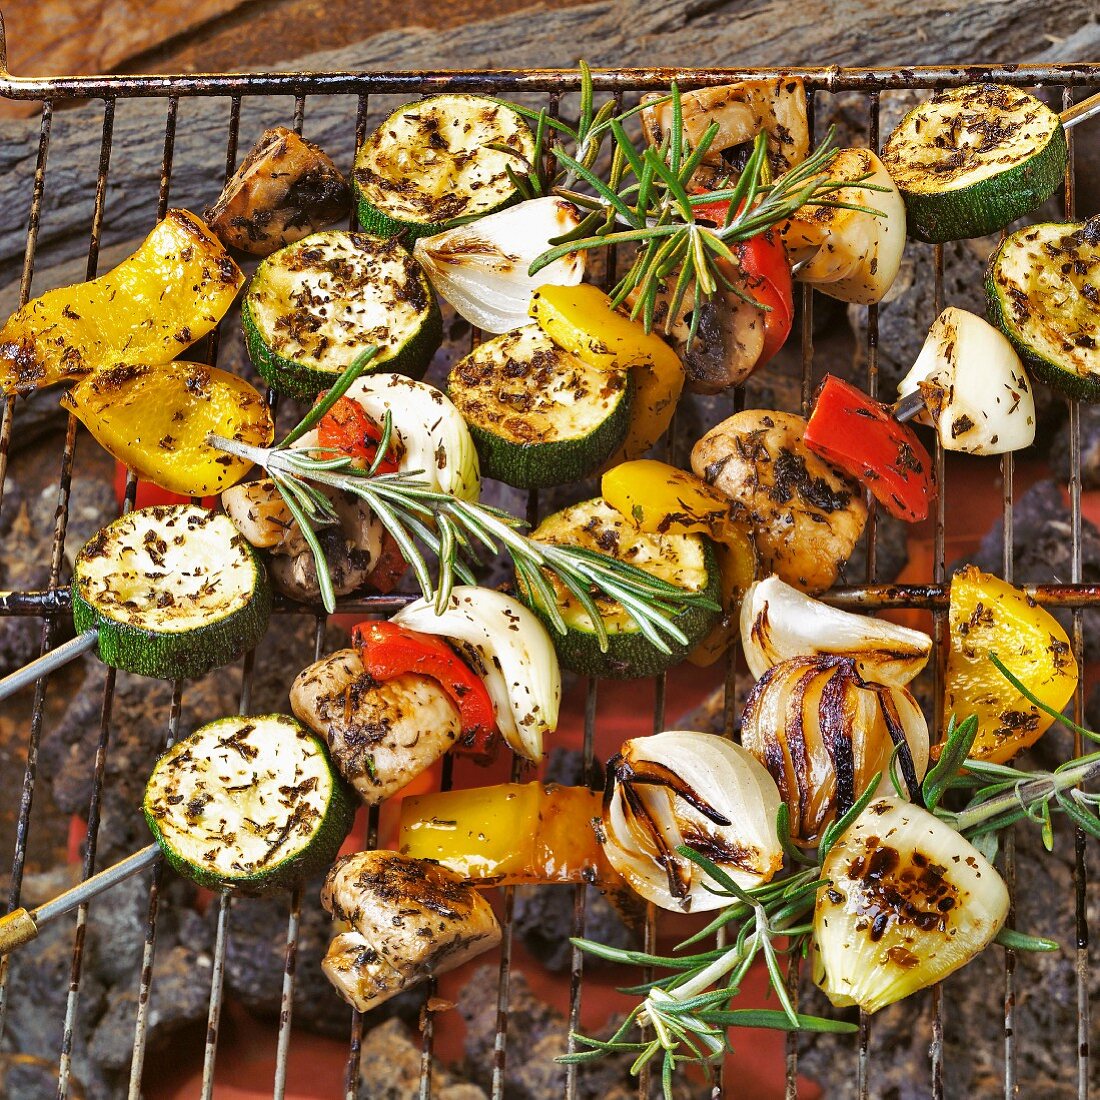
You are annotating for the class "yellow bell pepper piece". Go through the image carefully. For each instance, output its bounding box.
[602,460,757,665]
[945,565,1077,764]
[687,532,758,667]
[530,283,684,462]
[399,781,617,887]
[62,362,273,497]
[0,210,243,395]
[603,459,732,535]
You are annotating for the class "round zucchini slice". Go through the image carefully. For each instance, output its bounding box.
[986,218,1100,400]
[242,230,442,397]
[71,504,272,681]
[881,84,1066,243]
[143,714,355,894]
[446,325,632,489]
[518,497,721,679]
[353,94,536,241]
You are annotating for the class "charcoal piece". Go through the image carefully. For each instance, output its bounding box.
[842,508,910,584]
[1050,401,1100,490]
[460,965,705,1099]
[215,881,422,1038]
[3,904,108,1097]
[356,1018,486,1099]
[544,746,604,790]
[513,884,637,973]
[952,479,1100,660]
[0,1054,86,1099]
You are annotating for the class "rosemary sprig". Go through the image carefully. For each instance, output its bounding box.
[209,353,717,644]
[566,652,1094,1096]
[528,79,889,345]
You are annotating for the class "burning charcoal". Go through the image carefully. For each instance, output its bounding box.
[954,479,1100,660]
[842,507,910,584]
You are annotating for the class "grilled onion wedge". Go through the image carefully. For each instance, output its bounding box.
[143,714,355,895]
[813,796,1008,1013]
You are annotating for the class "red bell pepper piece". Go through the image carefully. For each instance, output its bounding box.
[804,374,936,523]
[317,396,399,473]
[692,197,794,366]
[353,620,498,762]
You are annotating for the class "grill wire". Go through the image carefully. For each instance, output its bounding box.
[0,34,1098,1099]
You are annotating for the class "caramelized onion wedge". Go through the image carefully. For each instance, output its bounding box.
[602,731,783,912]
[813,796,1008,1013]
[741,575,931,687]
[742,655,929,844]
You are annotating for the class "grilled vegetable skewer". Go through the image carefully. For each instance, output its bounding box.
[0,714,354,955]
[0,504,272,703]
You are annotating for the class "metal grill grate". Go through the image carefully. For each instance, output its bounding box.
[0,19,1098,1097]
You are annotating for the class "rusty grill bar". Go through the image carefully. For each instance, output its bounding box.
[0,20,1098,1098]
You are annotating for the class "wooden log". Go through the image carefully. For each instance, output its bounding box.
[0,0,1096,293]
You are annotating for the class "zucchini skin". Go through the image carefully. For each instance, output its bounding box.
[352,95,533,242]
[143,715,356,895]
[518,526,721,680]
[984,221,1100,402]
[901,124,1065,243]
[241,236,443,399]
[886,102,1066,244]
[71,541,272,682]
[447,371,632,490]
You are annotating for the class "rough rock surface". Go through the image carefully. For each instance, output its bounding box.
[460,964,707,1099]
[952,478,1100,661]
[359,1018,487,1099]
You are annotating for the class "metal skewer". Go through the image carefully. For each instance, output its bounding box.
[0,627,98,702]
[0,843,159,955]
[1061,88,1100,131]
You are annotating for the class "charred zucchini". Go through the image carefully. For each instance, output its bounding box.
[446,325,631,489]
[986,218,1100,400]
[353,95,535,240]
[518,497,720,679]
[71,504,271,680]
[882,84,1066,243]
[144,714,355,894]
[242,230,442,397]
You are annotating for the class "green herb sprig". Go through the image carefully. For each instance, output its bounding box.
[209,351,717,648]
[565,652,1091,1097]
[526,81,890,345]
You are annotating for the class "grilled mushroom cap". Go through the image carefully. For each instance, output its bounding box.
[320,850,501,1012]
[290,649,461,804]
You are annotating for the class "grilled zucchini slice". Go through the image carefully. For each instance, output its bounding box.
[986,218,1100,400]
[144,714,355,894]
[71,504,271,680]
[446,325,632,489]
[242,230,442,397]
[882,84,1066,243]
[518,497,720,679]
[353,95,535,241]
